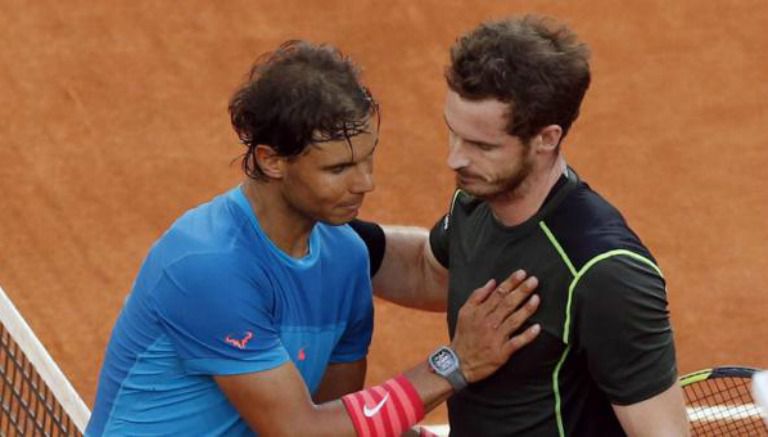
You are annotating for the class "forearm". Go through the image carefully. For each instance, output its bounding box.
[277,369,449,437]
[292,402,359,437]
[373,225,448,311]
[613,384,690,437]
[216,368,358,437]
[402,361,454,412]
[313,360,367,404]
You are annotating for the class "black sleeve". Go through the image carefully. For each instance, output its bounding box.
[428,214,450,269]
[348,219,385,277]
[429,189,467,269]
[574,254,678,405]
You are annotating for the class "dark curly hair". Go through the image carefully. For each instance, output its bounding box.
[446,15,591,144]
[229,40,378,180]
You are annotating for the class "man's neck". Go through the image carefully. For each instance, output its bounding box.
[488,157,567,227]
[242,179,315,258]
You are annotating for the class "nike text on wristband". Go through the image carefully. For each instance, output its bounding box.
[341,374,425,437]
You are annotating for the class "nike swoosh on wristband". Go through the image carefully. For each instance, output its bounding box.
[363,393,390,417]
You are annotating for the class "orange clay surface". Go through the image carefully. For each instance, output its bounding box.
[1,1,767,425]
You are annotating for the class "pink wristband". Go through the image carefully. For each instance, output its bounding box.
[341,374,425,437]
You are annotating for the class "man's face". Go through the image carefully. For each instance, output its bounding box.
[280,118,378,225]
[443,90,534,199]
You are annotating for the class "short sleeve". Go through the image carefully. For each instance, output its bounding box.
[330,261,374,363]
[152,255,290,376]
[573,254,678,405]
[429,190,467,268]
[429,214,450,268]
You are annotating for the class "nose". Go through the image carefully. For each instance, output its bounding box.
[351,164,375,194]
[447,134,470,170]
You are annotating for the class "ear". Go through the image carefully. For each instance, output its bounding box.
[254,145,285,179]
[533,125,563,153]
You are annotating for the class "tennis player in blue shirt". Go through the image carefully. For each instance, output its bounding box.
[87,40,541,436]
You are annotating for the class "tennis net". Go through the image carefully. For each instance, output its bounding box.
[0,284,89,436]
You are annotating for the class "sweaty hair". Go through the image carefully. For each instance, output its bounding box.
[229,40,378,180]
[446,15,591,144]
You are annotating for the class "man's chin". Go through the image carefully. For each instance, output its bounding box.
[456,181,496,199]
[319,210,360,226]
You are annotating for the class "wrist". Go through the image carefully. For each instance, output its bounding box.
[428,345,468,392]
[341,375,425,436]
[448,341,475,382]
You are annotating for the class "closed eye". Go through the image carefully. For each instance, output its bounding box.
[327,164,350,174]
[473,142,496,151]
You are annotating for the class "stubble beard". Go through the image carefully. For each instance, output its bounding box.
[457,157,534,202]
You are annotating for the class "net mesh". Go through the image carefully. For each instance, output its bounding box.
[0,323,82,436]
[684,372,768,436]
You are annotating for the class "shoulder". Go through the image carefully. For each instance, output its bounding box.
[571,253,668,333]
[313,223,372,278]
[153,218,273,308]
[318,223,369,258]
[575,253,665,300]
[149,188,268,275]
[147,251,278,333]
[149,190,248,260]
[570,253,677,405]
[452,189,484,215]
[438,189,486,231]
[542,180,656,271]
[166,190,248,247]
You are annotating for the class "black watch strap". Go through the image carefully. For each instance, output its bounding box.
[446,366,468,392]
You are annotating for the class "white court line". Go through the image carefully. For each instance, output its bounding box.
[423,404,768,435]
[687,404,765,421]
[422,424,450,436]
[754,371,768,426]
[425,404,767,435]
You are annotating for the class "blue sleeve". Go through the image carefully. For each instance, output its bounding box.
[152,254,290,376]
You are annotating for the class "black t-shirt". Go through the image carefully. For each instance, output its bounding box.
[429,168,677,436]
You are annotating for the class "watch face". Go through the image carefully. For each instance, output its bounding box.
[430,348,456,373]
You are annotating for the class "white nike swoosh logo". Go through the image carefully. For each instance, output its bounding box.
[363,393,390,417]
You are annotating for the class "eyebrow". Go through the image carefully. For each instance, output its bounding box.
[443,115,499,149]
[322,142,378,170]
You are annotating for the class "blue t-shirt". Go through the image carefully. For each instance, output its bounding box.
[86,187,373,436]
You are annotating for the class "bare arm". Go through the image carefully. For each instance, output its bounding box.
[372,226,448,312]
[313,360,367,404]
[215,272,540,435]
[215,363,356,436]
[613,383,690,437]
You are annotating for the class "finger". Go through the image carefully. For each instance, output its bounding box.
[498,276,539,312]
[466,278,497,305]
[478,284,507,318]
[498,293,540,333]
[494,269,527,295]
[485,275,538,323]
[501,323,541,357]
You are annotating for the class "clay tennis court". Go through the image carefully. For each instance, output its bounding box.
[1,0,767,426]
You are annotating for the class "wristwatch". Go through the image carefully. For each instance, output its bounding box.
[428,346,468,392]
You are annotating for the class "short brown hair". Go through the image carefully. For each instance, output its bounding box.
[446,15,591,143]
